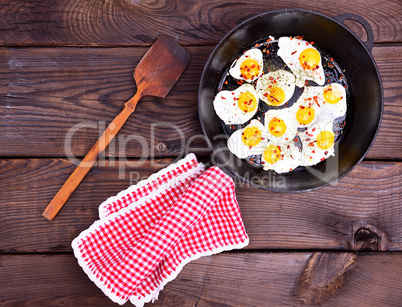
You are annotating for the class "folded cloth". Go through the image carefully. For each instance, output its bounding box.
[99,154,203,219]
[72,154,249,306]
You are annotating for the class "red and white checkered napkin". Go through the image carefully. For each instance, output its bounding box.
[72,154,249,306]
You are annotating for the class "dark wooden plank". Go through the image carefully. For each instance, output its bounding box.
[0,253,401,306]
[0,159,400,253]
[1,45,401,159]
[0,0,400,46]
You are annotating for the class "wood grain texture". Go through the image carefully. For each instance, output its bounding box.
[295,252,356,304]
[0,0,400,47]
[0,158,400,253]
[0,253,401,306]
[1,45,401,159]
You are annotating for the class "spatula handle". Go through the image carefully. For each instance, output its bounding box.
[43,92,142,220]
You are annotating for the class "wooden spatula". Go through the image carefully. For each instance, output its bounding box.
[43,36,190,220]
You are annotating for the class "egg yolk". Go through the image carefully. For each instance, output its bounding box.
[263,145,281,164]
[240,59,260,80]
[316,131,335,150]
[238,92,258,113]
[296,106,315,125]
[299,48,321,70]
[268,117,287,137]
[267,86,285,106]
[242,126,262,147]
[323,85,342,104]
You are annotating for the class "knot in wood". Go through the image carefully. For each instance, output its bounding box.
[354,227,380,251]
[156,143,166,152]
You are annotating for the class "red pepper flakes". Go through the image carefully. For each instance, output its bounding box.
[224,80,228,84]
[320,157,325,161]
[291,50,297,55]
[330,58,334,62]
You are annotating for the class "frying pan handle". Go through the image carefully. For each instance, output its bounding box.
[333,13,374,52]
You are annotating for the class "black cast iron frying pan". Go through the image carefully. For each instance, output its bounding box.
[198,9,383,192]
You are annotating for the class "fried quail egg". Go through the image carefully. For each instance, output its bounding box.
[229,48,264,82]
[213,84,259,125]
[318,83,347,121]
[256,70,296,106]
[277,36,325,87]
[261,141,302,173]
[295,83,347,125]
[264,108,298,142]
[299,122,335,166]
[227,120,268,158]
[295,100,318,127]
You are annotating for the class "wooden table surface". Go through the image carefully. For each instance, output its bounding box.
[1,0,401,306]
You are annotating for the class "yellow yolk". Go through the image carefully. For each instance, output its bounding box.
[267,86,285,106]
[268,117,287,137]
[238,92,258,113]
[323,85,343,104]
[299,48,321,70]
[242,126,262,147]
[263,145,281,164]
[316,131,335,150]
[240,59,260,80]
[296,106,315,125]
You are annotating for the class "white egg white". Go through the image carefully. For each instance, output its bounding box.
[227,120,268,159]
[317,83,347,122]
[277,36,325,87]
[262,140,302,174]
[229,48,264,82]
[213,83,259,125]
[264,108,298,143]
[291,87,323,128]
[256,70,296,106]
[299,122,335,166]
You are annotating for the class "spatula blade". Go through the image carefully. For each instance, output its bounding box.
[134,36,190,98]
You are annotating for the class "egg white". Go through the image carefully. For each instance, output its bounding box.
[256,70,296,106]
[227,119,268,159]
[262,140,302,174]
[299,122,335,166]
[213,83,259,125]
[317,83,347,122]
[264,108,298,143]
[229,48,264,82]
[277,36,325,87]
